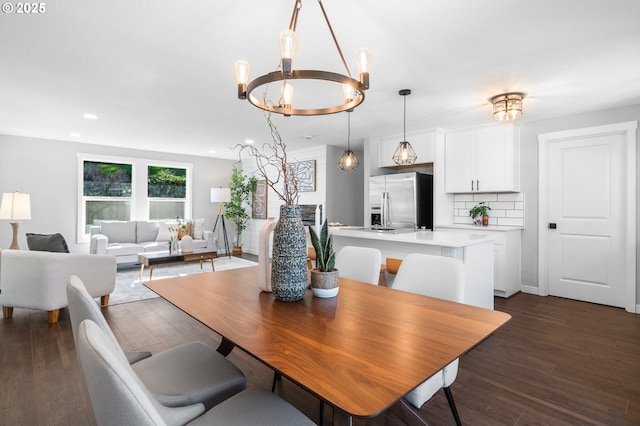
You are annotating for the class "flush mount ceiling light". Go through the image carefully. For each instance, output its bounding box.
[235,0,370,116]
[338,111,359,171]
[490,92,525,121]
[392,89,417,166]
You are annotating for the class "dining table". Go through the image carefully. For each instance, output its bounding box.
[145,265,511,425]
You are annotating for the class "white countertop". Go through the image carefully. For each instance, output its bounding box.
[329,227,495,248]
[436,224,524,232]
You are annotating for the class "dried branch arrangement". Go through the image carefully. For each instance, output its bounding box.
[233,110,299,205]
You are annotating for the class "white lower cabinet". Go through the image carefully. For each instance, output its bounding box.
[437,226,522,297]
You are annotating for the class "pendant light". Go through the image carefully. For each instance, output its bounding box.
[338,111,359,171]
[392,89,417,165]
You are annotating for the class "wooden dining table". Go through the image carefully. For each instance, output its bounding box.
[145,266,511,425]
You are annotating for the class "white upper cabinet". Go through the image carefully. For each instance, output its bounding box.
[445,123,520,193]
[378,129,441,168]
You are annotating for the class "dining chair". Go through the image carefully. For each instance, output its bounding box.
[67,275,246,410]
[392,253,465,426]
[334,245,382,285]
[76,319,316,426]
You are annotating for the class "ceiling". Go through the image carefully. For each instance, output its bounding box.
[2,0,640,161]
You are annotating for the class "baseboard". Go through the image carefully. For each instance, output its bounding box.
[520,285,542,295]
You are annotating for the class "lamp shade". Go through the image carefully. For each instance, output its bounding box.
[210,187,231,203]
[0,192,31,221]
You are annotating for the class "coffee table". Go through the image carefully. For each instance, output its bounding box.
[138,249,217,280]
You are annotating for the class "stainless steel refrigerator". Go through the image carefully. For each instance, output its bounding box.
[369,172,433,230]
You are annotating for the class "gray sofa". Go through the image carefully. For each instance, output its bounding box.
[89,220,215,264]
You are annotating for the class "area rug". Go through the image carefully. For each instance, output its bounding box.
[110,256,258,305]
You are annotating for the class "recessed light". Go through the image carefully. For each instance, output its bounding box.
[70,133,82,138]
[304,135,313,140]
[245,139,254,144]
[208,150,216,154]
[83,113,98,120]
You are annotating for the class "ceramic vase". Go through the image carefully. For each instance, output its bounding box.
[271,205,308,301]
[180,235,193,253]
[258,218,277,293]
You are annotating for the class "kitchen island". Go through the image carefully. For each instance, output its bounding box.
[331,227,495,309]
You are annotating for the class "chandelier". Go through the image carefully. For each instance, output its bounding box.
[490,92,525,121]
[392,89,417,165]
[235,0,370,116]
[338,111,359,171]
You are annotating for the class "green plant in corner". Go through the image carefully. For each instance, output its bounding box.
[224,167,257,251]
[308,218,335,272]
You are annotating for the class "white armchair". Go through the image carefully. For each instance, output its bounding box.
[0,250,116,323]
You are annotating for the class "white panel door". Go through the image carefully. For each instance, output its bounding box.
[547,134,626,307]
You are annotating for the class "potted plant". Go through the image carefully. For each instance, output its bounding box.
[469,202,491,226]
[308,218,339,298]
[224,167,257,256]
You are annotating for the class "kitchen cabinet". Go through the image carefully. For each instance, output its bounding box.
[378,129,443,168]
[437,226,522,298]
[444,123,520,193]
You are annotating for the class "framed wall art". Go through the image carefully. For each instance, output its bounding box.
[251,179,268,219]
[288,160,316,192]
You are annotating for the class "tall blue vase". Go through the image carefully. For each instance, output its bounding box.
[271,205,308,301]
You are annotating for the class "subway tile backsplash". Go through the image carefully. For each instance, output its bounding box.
[453,193,525,227]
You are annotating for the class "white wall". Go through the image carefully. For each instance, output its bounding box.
[325,145,365,227]
[0,134,235,253]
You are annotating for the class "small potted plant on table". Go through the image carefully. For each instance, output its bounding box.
[469,202,491,226]
[309,218,339,298]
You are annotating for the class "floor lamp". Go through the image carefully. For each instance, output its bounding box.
[0,191,31,250]
[210,187,231,258]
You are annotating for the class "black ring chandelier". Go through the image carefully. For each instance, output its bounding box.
[235,0,370,116]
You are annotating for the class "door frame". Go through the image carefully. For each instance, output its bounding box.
[538,121,637,313]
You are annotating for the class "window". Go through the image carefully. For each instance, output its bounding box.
[148,165,187,220]
[77,154,192,243]
[82,160,133,232]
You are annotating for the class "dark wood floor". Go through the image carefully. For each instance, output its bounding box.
[1,291,639,425]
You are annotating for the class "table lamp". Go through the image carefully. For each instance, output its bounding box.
[210,187,231,258]
[0,191,32,250]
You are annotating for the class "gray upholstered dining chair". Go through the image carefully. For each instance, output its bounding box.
[67,275,246,410]
[392,253,465,426]
[335,245,383,285]
[77,319,315,426]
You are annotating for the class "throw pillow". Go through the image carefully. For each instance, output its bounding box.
[178,221,192,240]
[26,233,70,253]
[156,221,179,242]
[193,218,205,239]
